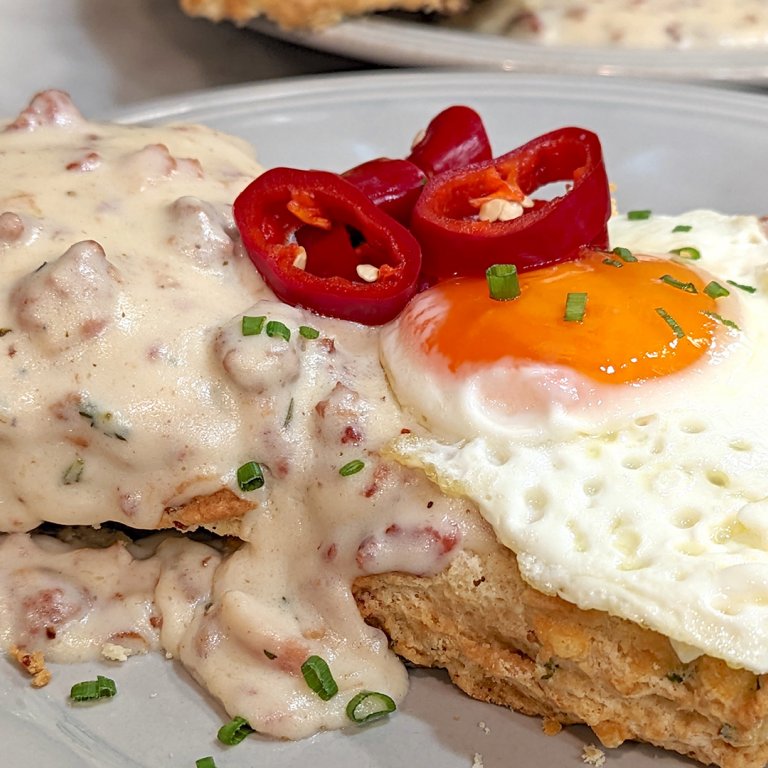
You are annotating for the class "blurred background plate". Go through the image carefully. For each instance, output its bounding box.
[249,14,768,84]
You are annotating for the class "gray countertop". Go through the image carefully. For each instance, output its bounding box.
[0,0,374,119]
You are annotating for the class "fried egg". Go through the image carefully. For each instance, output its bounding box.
[381,210,768,673]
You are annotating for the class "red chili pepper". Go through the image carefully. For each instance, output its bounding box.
[234,167,422,326]
[342,158,427,225]
[410,126,611,282]
[406,105,493,179]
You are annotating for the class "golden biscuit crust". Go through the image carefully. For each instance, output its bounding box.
[9,645,51,688]
[179,0,467,29]
[160,487,252,533]
[353,541,768,768]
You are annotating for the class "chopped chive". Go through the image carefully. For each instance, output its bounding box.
[346,691,397,724]
[627,209,652,220]
[282,397,294,429]
[265,320,291,342]
[339,459,365,477]
[602,258,623,268]
[655,307,685,339]
[702,310,740,331]
[612,246,637,263]
[564,292,588,323]
[77,402,128,441]
[217,716,254,746]
[196,758,217,768]
[704,281,730,299]
[237,461,264,491]
[70,675,117,702]
[669,246,701,260]
[486,264,520,301]
[264,649,277,660]
[299,325,320,339]
[0,328,11,337]
[541,659,558,680]
[241,315,265,336]
[62,457,85,485]
[726,279,757,294]
[659,274,697,294]
[301,655,338,701]
[672,224,692,233]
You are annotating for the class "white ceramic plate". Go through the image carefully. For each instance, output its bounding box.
[8,71,768,768]
[248,15,768,84]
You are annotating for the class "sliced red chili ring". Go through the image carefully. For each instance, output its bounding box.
[234,167,422,326]
[342,157,427,225]
[410,126,611,282]
[406,105,493,179]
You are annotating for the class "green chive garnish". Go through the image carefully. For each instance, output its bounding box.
[78,402,128,441]
[669,246,701,260]
[266,320,291,342]
[655,307,685,339]
[564,292,588,323]
[241,315,266,336]
[346,691,397,724]
[196,758,217,768]
[299,325,320,339]
[602,258,623,268]
[612,246,637,263]
[727,279,757,294]
[217,716,254,746]
[70,675,117,702]
[237,461,264,491]
[659,274,697,293]
[62,457,85,485]
[542,659,558,680]
[283,397,294,429]
[672,224,692,233]
[486,264,520,301]
[702,311,740,330]
[339,459,365,477]
[0,328,11,337]
[264,649,277,660]
[301,655,338,701]
[704,281,730,299]
[627,209,652,220]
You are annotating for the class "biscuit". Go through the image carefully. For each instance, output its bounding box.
[353,534,768,768]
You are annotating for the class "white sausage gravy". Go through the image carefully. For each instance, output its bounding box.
[0,91,492,739]
[442,0,768,49]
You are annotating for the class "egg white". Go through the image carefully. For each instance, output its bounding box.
[381,210,768,673]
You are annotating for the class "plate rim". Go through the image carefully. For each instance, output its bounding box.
[107,69,768,127]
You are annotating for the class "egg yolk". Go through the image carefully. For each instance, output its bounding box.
[408,250,730,384]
